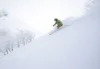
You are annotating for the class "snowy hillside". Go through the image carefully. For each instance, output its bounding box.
[0,0,99,69]
[0,11,35,55]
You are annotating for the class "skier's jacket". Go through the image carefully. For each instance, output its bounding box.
[53,20,63,26]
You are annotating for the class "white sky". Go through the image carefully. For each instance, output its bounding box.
[0,0,91,35]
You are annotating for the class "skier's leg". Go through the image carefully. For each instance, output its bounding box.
[57,26,60,29]
[57,25,62,29]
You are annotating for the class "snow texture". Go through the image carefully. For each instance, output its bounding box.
[0,9,35,55]
[0,0,100,69]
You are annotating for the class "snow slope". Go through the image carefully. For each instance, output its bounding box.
[0,13,35,55]
[0,0,100,69]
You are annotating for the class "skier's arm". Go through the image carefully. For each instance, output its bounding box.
[53,23,57,26]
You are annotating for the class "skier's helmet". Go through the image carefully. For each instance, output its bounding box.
[54,18,58,21]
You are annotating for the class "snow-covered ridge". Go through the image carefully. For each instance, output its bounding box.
[0,12,35,55]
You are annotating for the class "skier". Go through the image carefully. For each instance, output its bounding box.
[53,18,63,29]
